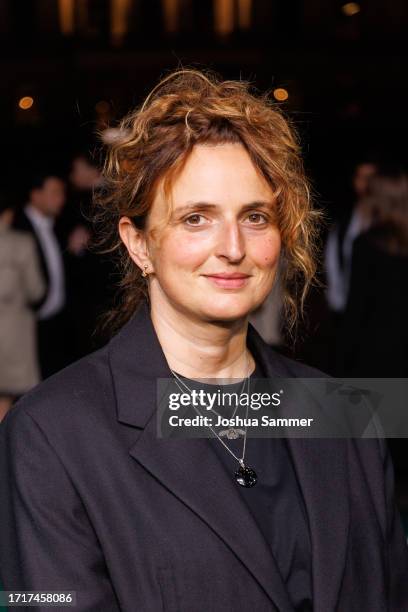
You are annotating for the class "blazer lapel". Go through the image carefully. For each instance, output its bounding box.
[109,301,294,611]
[109,301,350,611]
[247,330,350,612]
[131,422,294,611]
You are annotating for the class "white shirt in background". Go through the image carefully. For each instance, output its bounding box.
[25,204,65,320]
[325,208,369,312]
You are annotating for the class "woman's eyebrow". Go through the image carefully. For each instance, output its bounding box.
[174,201,275,215]
[174,203,218,215]
[240,201,276,212]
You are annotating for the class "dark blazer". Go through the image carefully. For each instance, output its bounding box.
[0,301,407,612]
[336,226,408,378]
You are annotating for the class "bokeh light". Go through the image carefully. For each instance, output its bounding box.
[18,96,34,110]
[273,88,289,102]
[342,3,360,17]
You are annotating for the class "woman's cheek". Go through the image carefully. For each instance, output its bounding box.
[251,233,281,267]
[159,234,211,270]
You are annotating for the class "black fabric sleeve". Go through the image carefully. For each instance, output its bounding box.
[0,406,121,612]
[381,437,408,607]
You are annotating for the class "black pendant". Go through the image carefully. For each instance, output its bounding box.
[235,464,257,488]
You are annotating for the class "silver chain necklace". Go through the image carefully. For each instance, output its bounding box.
[172,366,247,438]
[170,352,258,488]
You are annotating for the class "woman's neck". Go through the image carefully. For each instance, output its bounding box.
[150,299,254,380]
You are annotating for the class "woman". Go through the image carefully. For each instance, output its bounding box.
[0,196,45,421]
[336,167,408,377]
[0,70,407,612]
[336,167,408,508]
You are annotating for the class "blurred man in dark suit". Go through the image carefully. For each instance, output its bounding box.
[325,159,378,316]
[13,173,73,378]
[61,153,115,358]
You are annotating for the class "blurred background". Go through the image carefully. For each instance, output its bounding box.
[2,0,408,200]
[1,0,408,525]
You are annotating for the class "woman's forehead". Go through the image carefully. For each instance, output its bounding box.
[153,143,274,211]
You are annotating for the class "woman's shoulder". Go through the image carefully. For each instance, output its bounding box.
[0,228,34,255]
[1,345,113,439]
[3,228,35,247]
[258,342,330,379]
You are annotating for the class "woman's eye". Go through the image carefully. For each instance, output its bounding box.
[184,214,207,226]
[246,212,268,224]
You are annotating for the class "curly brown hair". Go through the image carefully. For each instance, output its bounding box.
[93,68,322,336]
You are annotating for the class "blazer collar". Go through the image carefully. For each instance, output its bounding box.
[109,300,349,612]
[109,299,293,429]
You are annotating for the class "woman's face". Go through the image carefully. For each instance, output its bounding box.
[145,142,281,322]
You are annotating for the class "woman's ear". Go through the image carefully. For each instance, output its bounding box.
[118,216,153,273]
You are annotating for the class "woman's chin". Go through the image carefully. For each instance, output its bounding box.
[196,301,254,322]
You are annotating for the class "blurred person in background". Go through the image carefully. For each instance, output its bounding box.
[249,271,284,348]
[335,166,408,508]
[336,166,408,377]
[13,173,73,378]
[62,152,115,358]
[0,194,45,421]
[325,158,378,322]
[64,151,104,252]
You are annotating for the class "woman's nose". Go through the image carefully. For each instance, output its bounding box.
[215,221,245,263]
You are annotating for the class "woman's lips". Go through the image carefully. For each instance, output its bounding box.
[203,275,251,289]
